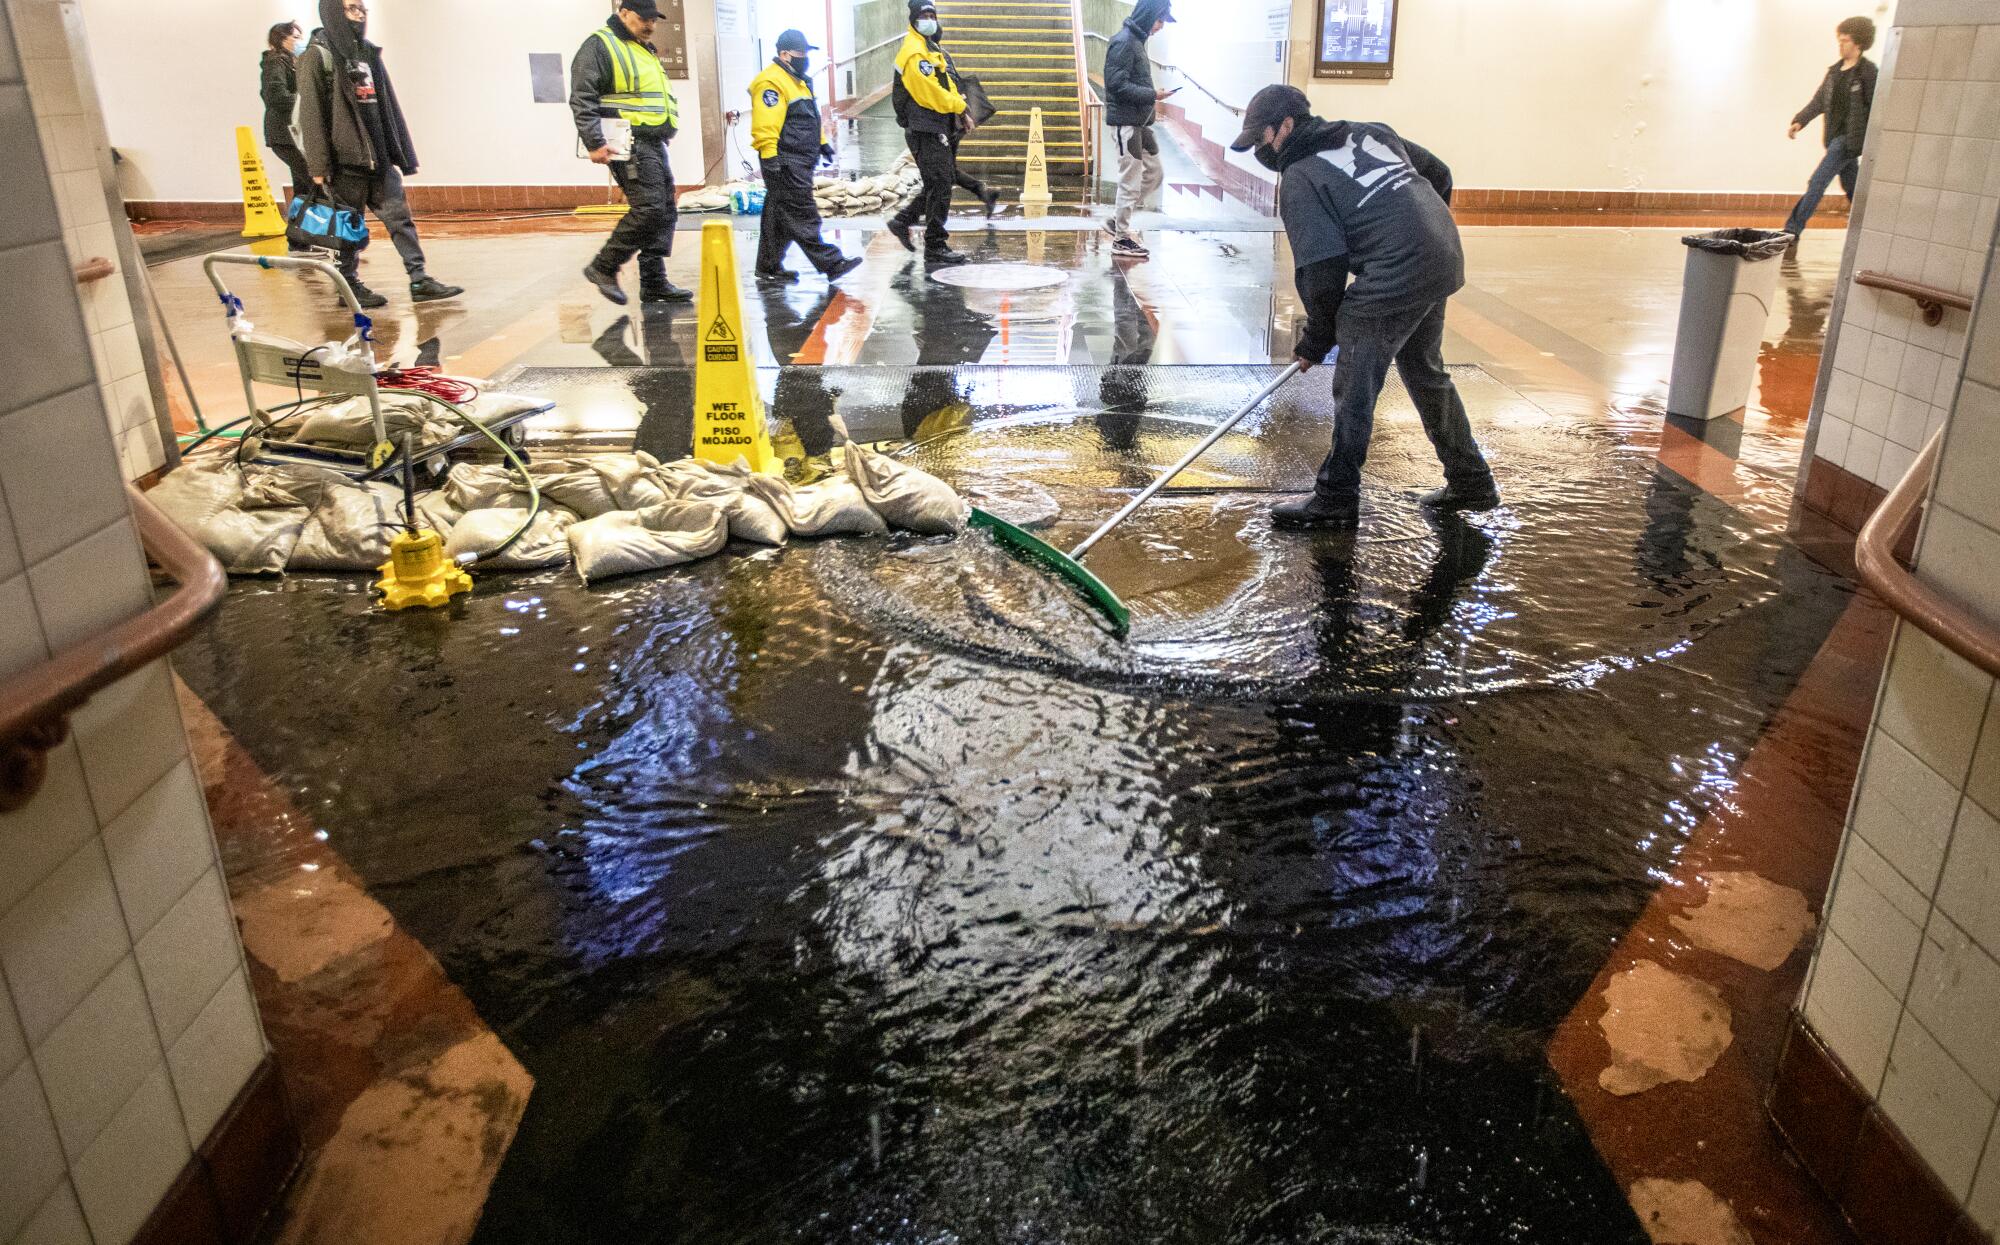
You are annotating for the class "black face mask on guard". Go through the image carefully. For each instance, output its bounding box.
[1253,142,1281,172]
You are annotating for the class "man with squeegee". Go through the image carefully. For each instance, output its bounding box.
[1231,85,1499,530]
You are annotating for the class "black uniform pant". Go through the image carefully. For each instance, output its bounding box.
[947,131,987,200]
[1314,298,1494,503]
[596,132,676,286]
[891,129,957,252]
[756,157,844,275]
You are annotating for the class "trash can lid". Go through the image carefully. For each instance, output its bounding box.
[1681,228,1792,260]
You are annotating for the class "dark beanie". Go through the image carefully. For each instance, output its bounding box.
[909,0,935,21]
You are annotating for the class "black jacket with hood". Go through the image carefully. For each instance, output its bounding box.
[295,0,418,180]
[1276,116,1456,363]
[259,49,298,147]
[1793,57,1877,155]
[1104,0,1169,128]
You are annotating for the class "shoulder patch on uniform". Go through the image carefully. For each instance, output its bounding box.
[762,88,781,107]
[918,59,935,76]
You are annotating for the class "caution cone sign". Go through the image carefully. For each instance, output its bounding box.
[1021,106,1052,207]
[692,220,777,473]
[235,126,287,239]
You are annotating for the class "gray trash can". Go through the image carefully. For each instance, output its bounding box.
[1667,229,1790,421]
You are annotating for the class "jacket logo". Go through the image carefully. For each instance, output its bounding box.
[762,88,781,107]
[918,59,935,76]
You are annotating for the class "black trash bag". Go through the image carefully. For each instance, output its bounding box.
[1681,228,1792,260]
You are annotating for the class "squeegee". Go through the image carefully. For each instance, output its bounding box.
[971,362,1304,637]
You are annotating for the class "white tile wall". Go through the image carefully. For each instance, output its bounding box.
[1803,34,2000,1216]
[0,4,266,1242]
[2,0,160,482]
[1808,18,2000,491]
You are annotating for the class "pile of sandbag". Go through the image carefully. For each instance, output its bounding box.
[151,445,968,586]
[679,154,922,219]
[269,384,552,457]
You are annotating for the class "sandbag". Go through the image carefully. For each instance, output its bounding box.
[844,444,968,535]
[149,463,244,533]
[442,462,534,512]
[746,473,887,538]
[288,482,406,571]
[530,459,619,518]
[593,452,674,510]
[651,458,788,545]
[199,507,310,574]
[444,505,576,570]
[566,500,729,585]
[289,395,439,448]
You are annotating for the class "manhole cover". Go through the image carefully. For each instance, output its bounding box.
[929,262,1068,291]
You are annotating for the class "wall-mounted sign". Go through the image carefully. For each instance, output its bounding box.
[1313,0,1398,80]
[651,0,690,76]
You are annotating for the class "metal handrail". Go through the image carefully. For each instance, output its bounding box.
[1855,430,2000,678]
[1081,30,1246,116]
[1856,270,1974,327]
[0,486,227,810]
[830,33,903,70]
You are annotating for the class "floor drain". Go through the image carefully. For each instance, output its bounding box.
[929,262,1069,291]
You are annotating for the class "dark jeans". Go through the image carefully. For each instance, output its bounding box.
[1784,135,1858,237]
[891,129,957,252]
[267,139,312,204]
[755,157,845,275]
[1314,298,1493,502]
[328,163,428,281]
[597,134,676,287]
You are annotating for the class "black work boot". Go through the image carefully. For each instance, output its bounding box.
[582,263,627,306]
[409,274,463,302]
[754,267,799,284]
[827,255,865,282]
[344,276,388,309]
[1418,480,1501,512]
[1271,493,1361,530]
[887,219,916,252]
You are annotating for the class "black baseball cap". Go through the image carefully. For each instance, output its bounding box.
[619,0,663,17]
[776,29,818,53]
[1229,84,1311,151]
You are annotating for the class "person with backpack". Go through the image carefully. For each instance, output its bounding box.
[293,0,462,308]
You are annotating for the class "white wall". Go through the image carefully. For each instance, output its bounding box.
[79,0,707,201]
[2,3,271,1242]
[1267,0,1900,194]
[1151,0,1290,189]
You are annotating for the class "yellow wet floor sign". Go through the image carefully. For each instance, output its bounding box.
[692,220,777,473]
[1021,106,1052,207]
[236,126,287,239]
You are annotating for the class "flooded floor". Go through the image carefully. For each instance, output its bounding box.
[165,223,1861,1242]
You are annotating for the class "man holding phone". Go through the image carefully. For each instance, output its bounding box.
[1101,0,1173,259]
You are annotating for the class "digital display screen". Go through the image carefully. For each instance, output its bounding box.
[1314,0,1398,80]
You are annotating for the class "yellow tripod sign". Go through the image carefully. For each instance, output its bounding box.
[1021,106,1052,208]
[235,126,287,239]
[692,220,777,473]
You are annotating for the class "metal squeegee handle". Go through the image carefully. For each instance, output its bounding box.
[1069,361,1304,563]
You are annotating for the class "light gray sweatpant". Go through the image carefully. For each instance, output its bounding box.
[1112,125,1164,235]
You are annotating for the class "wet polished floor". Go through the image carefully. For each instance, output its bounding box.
[159,219,1869,1244]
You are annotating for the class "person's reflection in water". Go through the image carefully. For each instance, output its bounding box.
[760,283,842,474]
[1096,267,1157,451]
[591,315,645,368]
[1306,507,1496,691]
[890,258,993,443]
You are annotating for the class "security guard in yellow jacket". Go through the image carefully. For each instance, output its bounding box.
[572,0,690,305]
[887,0,970,265]
[748,31,864,284]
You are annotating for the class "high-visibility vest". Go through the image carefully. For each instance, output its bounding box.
[594,26,678,129]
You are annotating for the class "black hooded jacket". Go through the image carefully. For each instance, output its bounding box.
[294,0,418,179]
[1104,0,1169,128]
[1275,116,1458,362]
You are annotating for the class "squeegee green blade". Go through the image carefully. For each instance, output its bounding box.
[969,507,1131,636]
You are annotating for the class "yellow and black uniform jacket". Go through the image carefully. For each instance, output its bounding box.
[748,59,826,163]
[891,26,965,136]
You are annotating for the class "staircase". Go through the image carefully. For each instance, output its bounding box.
[937,0,1090,203]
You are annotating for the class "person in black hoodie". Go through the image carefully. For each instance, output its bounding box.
[1102,0,1173,259]
[1783,16,1878,241]
[260,23,311,209]
[1230,84,1496,530]
[295,0,462,308]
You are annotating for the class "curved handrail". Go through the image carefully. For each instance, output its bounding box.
[1855,431,2000,678]
[1081,30,1245,116]
[1856,270,1974,327]
[0,486,227,810]
[74,257,115,285]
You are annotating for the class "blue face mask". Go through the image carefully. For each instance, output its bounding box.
[916,18,938,36]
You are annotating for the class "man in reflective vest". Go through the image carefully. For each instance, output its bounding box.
[571,0,692,305]
[886,1,970,266]
[747,30,864,285]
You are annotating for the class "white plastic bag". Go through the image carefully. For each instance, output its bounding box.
[566,500,729,584]
[845,444,968,534]
[443,505,576,570]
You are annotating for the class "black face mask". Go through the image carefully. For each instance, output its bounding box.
[348,16,366,40]
[1253,141,1281,172]
[785,54,810,76]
